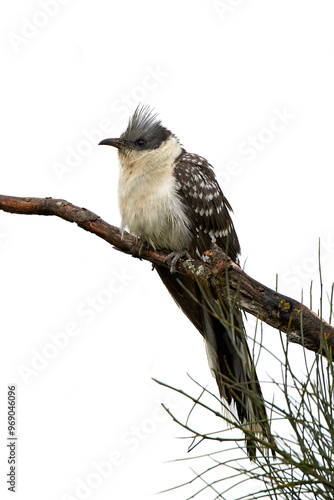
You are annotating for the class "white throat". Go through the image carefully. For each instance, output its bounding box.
[118,135,182,174]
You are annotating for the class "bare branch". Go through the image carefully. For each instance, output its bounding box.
[1,194,333,353]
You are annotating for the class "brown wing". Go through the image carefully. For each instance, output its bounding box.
[173,151,240,262]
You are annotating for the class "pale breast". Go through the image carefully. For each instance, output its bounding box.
[118,165,191,251]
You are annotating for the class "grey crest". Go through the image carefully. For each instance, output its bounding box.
[121,105,172,150]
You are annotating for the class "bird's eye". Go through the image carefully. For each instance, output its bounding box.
[135,138,146,147]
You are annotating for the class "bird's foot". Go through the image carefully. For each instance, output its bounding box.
[164,250,193,274]
[130,238,150,260]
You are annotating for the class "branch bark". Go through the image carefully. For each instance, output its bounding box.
[1,194,333,353]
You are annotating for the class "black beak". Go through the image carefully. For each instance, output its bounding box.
[98,138,125,149]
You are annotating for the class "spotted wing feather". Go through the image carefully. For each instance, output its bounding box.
[173,151,240,262]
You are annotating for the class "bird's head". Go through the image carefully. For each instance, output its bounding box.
[99,105,182,170]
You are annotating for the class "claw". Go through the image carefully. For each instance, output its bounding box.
[131,239,149,260]
[164,250,193,274]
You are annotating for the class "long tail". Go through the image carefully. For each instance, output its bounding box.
[155,265,274,458]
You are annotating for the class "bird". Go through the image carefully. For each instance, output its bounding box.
[99,105,273,458]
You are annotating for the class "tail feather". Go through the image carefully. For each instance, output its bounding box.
[155,265,274,458]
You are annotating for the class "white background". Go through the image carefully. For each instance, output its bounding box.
[1,1,334,499]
